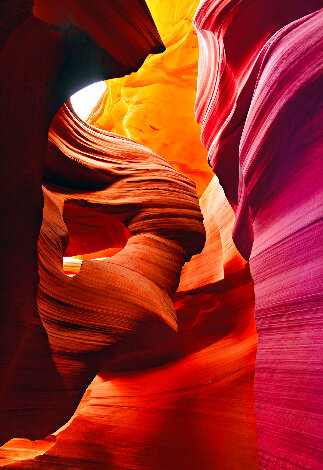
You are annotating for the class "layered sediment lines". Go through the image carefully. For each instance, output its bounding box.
[194,1,323,468]
[1,1,259,467]
[1,0,322,469]
[0,0,166,448]
[2,172,258,469]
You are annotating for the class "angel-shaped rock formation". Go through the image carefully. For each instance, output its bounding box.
[0,0,173,446]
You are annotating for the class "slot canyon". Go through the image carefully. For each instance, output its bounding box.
[0,1,322,469]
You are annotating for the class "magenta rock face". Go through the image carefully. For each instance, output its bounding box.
[194,1,323,468]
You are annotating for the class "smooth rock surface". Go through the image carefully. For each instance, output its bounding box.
[194,1,323,468]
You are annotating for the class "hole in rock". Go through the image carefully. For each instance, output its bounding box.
[61,201,131,277]
[0,436,56,466]
[70,81,107,121]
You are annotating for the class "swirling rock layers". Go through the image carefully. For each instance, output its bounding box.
[0,0,166,446]
[1,94,205,448]
[2,0,322,468]
[194,1,323,468]
[2,174,257,470]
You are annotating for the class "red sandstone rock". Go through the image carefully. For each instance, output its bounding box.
[1,0,322,469]
[2,172,257,470]
[0,0,166,446]
[194,2,323,468]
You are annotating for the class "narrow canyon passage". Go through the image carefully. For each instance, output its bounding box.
[0,1,322,469]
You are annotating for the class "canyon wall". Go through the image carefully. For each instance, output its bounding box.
[0,0,322,469]
[194,1,323,468]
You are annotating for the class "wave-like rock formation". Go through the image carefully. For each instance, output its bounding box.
[2,170,258,469]
[0,0,167,449]
[194,1,323,468]
[1,1,259,467]
[1,0,322,469]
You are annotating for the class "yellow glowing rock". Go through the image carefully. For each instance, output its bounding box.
[88,0,213,196]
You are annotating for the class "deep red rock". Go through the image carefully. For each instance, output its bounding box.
[0,0,165,445]
[2,174,257,470]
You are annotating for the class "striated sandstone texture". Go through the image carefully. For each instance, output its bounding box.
[194,1,323,468]
[0,0,322,469]
[1,0,258,465]
[2,164,257,469]
[0,0,166,449]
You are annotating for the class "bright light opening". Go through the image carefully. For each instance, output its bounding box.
[70,81,107,121]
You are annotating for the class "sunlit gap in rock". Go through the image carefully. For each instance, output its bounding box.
[64,81,110,277]
[70,81,107,121]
